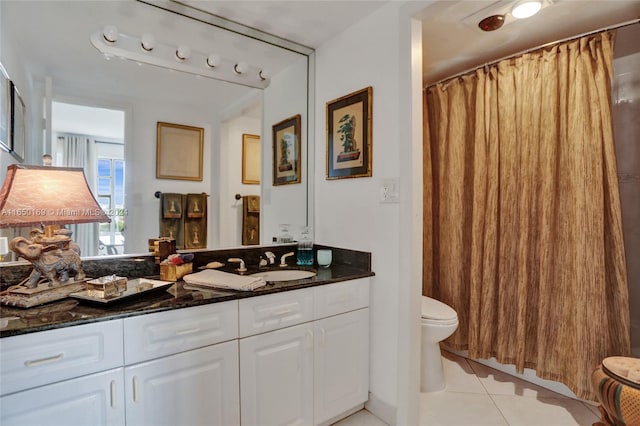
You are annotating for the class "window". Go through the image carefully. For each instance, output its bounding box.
[97,157,125,253]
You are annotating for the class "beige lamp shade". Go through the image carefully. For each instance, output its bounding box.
[0,164,110,228]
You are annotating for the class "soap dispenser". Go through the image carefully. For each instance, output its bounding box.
[296,226,313,266]
[277,224,293,243]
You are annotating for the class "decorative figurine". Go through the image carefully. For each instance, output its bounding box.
[9,228,85,288]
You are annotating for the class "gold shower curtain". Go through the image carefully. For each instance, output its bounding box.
[423,31,631,400]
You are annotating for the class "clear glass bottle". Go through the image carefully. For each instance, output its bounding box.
[277,224,293,243]
[296,226,313,266]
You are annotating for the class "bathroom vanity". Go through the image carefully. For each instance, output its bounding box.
[0,245,373,426]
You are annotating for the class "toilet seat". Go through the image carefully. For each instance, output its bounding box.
[421,296,457,322]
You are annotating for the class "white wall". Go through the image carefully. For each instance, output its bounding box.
[262,55,309,243]
[125,99,218,253]
[0,12,40,245]
[219,114,261,247]
[313,3,425,424]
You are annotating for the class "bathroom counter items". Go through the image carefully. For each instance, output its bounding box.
[0,261,374,338]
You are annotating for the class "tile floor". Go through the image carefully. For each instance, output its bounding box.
[334,350,602,426]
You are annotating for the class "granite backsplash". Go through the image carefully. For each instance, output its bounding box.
[0,244,371,290]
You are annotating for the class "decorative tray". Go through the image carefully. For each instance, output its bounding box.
[69,278,173,304]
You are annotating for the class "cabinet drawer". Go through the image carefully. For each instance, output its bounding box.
[239,287,313,338]
[0,320,123,396]
[124,300,238,365]
[313,278,370,319]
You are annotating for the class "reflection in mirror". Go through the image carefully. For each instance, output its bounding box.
[0,0,311,259]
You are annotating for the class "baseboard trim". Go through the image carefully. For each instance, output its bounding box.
[365,392,396,426]
[318,404,363,426]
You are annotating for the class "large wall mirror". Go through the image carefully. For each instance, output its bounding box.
[0,0,313,258]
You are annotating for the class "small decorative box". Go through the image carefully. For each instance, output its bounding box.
[86,275,127,299]
[160,263,193,282]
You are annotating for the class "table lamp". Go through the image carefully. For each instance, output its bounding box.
[0,164,110,307]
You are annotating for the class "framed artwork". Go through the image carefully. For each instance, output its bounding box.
[242,133,261,184]
[156,121,204,181]
[272,114,301,186]
[9,81,25,163]
[326,86,372,179]
[0,64,9,153]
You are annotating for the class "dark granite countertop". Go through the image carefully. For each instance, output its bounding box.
[1,260,374,338]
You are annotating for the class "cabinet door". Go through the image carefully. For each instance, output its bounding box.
[314,308,369,425]
[240,323,314,426]
[124,340,239,426]
[0,368,125,426]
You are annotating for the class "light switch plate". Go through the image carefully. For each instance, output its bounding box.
[380,178,400,203]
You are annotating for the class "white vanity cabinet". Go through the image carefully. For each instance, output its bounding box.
[0,320,125,426]
[122,300,239,426]
[239,278,370,426]
[0,277,370,426]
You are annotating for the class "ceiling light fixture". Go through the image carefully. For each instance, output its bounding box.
[90,28,270,89]
[259,69,270,81]
[102,25,118,43]
[206,54,221,68]
[175,45,191,61]
[141,34,156,52]
[478,14,505,31]
[234,62,248,74]
[511,0,542,19]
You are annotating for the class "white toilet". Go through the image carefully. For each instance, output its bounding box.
[420,296,459,392]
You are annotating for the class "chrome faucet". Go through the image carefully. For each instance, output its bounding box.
[228,257,247,272]
[279,252,295,267]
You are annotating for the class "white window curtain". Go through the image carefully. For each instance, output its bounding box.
[56,134,99,256]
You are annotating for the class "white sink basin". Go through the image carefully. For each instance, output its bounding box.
[249,269,317,282]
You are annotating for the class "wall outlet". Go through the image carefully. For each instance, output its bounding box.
[380,178,400,203]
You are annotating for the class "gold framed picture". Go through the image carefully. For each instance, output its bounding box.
[242,133,261,184]
[156,121,204,181]
[272,114,301,186]
[326,86,372,179]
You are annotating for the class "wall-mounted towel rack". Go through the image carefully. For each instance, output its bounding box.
[155,191,209,199]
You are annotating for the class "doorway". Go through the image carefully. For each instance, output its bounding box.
[51,101,125,256]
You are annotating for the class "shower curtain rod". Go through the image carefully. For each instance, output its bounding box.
[426,18,640,88]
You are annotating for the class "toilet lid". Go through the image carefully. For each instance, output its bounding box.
[421,296,457,321]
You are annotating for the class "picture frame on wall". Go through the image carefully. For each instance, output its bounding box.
[242,133,261,185]
[272,114,301,186]
[9,81,25,163]
[0,63,9,153]
[326,86,372,180]
[156,121,204,181]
